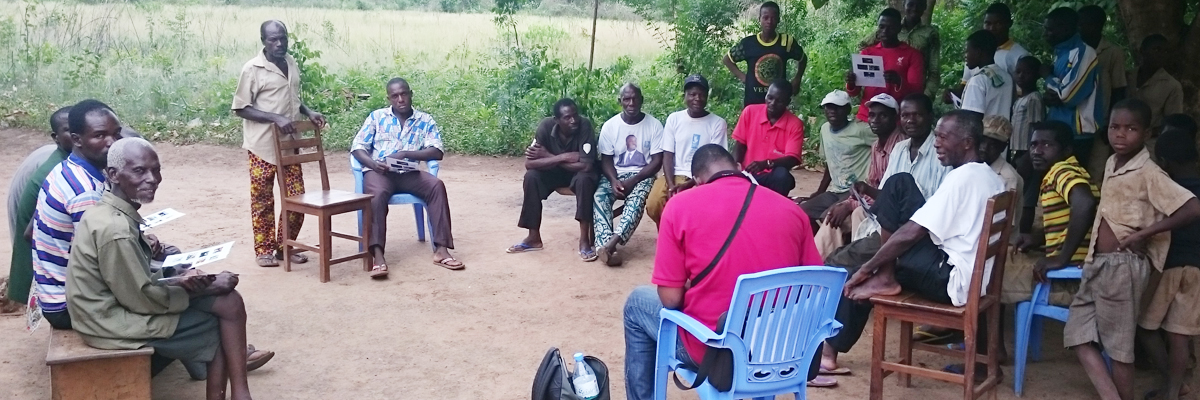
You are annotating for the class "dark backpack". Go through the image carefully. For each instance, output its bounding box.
[532,347,610,400]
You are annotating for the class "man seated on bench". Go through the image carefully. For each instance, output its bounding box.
[820,110,1005,378]
[67,138,257,400]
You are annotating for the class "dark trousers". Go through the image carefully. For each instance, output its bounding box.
[827,173,960,353]
[518,167,598,229]
[363,170,454,250]
[800,191,851,225]
[752,166,796,196]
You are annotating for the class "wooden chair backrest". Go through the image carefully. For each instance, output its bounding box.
[273,121,329,192]
[964,190,1017,316]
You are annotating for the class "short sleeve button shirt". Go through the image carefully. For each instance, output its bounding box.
[231,51,301,165]
[351,107,444,161]
[1088,148,1195,271]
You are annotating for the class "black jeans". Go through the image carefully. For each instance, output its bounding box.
[827,173,957,353]
[752,166,796,197]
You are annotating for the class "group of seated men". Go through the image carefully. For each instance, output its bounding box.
[506,75,806,267]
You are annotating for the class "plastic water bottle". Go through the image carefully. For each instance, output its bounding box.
[572,352,600,400]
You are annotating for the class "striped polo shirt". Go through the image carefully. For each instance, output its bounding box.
[1040,156,1098,263]
[32,153,105,313]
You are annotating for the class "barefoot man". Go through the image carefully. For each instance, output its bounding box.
[232,20,327,268]
[820,110,1005,376]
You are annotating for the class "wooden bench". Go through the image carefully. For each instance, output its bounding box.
[46,329,153,400]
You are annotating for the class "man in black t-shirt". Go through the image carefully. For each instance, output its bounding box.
[723,1,808,106]
[508,98,601,261]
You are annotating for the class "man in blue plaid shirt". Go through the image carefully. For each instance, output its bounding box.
[351,78,464,278]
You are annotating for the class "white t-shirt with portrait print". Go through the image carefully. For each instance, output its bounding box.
[598,113,664,174]
[662,110,728,178]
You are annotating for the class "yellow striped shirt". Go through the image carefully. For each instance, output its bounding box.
[1040,156,1099,263]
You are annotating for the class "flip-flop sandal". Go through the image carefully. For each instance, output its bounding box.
[256,255,280,267]
[246,345,275,372]
[580,249,599,262]
[276,251,308,264]
[506,243,543,253]
[370,264,389,279]
[912,326,957,344]
[808,376,838,388]
[819,366,851,375]
[434,257,465,270]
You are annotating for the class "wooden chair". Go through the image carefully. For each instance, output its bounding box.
[867,190,1016,400]
[274,121,374,282]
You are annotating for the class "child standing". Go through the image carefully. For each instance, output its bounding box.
[1139,117,1200,400]
[1064,99,1200,400]
[1011,56,1044,165]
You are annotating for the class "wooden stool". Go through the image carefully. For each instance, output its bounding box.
[46,329,153,400]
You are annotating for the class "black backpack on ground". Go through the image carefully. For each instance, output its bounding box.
[532,347,610,400]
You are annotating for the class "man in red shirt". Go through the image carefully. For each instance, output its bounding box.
[622,144,830,399]
[732,81,803,196]
[846,7,926,123]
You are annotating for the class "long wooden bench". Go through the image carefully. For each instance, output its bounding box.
[46,329,153,400]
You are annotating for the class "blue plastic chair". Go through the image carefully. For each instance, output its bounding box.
[1013,267,1080,396]
[350,157,439,250]
[655,266,846,400]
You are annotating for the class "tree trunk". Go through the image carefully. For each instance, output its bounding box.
[1117,0,1200,119]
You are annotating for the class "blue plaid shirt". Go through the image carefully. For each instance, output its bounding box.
[351,107,444,160]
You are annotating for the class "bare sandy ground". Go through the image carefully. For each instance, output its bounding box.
[0,128,1160,399]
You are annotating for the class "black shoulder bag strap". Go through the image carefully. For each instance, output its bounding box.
[673,183,756,391]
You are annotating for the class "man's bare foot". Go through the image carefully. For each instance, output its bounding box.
[844,269,872,294]
[848,273,902,300]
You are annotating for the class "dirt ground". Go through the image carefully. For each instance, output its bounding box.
[0,127,1170,399]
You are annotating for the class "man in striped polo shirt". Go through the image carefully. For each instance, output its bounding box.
[1015,120,1098,280]
[30,100,118,330]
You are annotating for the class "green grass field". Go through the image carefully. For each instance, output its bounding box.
[0,1,674,154]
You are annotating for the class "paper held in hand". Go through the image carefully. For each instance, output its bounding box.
[386,158,420,173]
[161,241,236,270]
[851,54,887,88]
[141,208,184,230]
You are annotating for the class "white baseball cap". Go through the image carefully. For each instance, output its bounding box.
[820,90,852,107]
[865,93,899,111]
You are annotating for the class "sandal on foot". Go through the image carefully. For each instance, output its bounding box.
[580,249,599,262]
[506,243,543,253]
[276,250,308,264]
[370,264,389,279]
[808,376,838,387]
[434,257,465,270]
[256,255,280,267]
[246,345,275,372]
[818,366,851,375]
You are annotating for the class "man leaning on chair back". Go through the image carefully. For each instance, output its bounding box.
[621,144,828,400]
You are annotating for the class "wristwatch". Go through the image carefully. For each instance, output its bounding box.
[766,159,775,169]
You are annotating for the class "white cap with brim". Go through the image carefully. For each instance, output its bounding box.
[865,93,899,111]
[820,90,852,107]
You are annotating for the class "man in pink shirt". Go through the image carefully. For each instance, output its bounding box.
[732,80,804,196]
[846,7,926,123]
[622,144,829,399]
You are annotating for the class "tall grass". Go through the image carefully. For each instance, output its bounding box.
[0,1,671,155]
